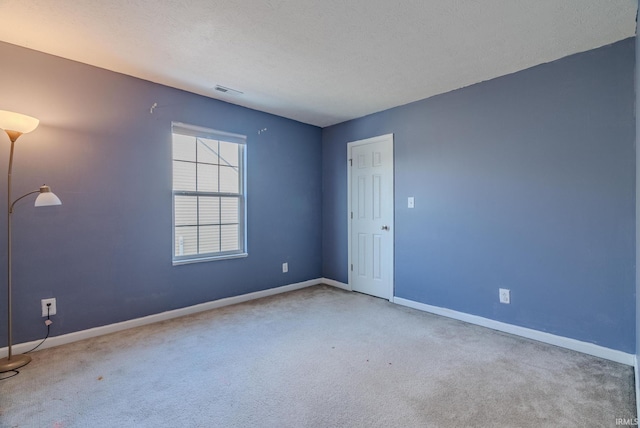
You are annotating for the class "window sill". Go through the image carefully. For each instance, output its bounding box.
[172,252,248,266]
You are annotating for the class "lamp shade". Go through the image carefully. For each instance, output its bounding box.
[34,185,62,207]
[0,110,39,134]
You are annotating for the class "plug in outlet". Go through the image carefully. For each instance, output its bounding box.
[282,262,288,273]
[41,298,56,317]
[499,288,510,304]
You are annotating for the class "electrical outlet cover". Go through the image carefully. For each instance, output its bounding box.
[41,298,57,316]
[499,288,510,304]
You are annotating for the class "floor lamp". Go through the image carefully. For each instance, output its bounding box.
[0,110,61,373]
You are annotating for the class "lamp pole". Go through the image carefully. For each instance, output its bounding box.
[0,131,30,370]
[6,137,15,363]
[1,135,32,370]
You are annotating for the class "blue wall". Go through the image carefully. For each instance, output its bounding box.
[0,36,635,355]
[0,41,322,344]
[323,38,636,353]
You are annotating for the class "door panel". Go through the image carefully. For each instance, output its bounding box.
[349,135,394,299]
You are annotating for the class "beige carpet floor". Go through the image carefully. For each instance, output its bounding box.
[0,285,636,427]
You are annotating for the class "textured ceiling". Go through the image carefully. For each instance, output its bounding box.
[0,1,636,127]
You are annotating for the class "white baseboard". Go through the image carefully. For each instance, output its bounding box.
[394,297,635,366]
[5,280,633,369]
[1,278,322,358]
[321,278,351,291]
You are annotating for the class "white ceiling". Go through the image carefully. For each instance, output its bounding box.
[0,1,636,127]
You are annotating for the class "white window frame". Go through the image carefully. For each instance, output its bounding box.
[171,122,247,265]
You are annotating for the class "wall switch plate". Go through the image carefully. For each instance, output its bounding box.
[408,197,415,208]
[282,262,288,273]
[41,298,56,316]
[499,288,510,304]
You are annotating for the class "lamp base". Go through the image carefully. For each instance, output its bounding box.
[0,353,31,372]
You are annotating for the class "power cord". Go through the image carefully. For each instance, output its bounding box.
[0,303,52,381]
[0,370,19,380]
[25,304,52,354]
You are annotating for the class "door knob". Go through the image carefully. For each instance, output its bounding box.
[381,225,389,231]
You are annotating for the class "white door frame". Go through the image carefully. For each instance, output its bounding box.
[347,133,394,302]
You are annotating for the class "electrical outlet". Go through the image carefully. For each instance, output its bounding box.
[499,288,510,304]
[408,197,415,208]
[41,298,56,317]
[282,262,288,273]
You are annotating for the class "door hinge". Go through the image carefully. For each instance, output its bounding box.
[350,212,353,219]
[349,158,353,166]
[351,264,353,271]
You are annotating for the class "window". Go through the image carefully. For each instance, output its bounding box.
[172,123,246,264]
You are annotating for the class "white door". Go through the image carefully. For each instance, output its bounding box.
[348,134,394,300]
